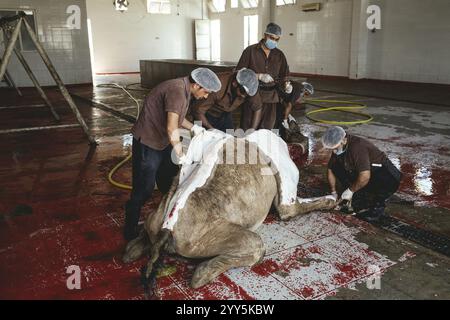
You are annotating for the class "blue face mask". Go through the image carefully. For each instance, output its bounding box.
[265,39,278,50]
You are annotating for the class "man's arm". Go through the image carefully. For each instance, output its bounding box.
[283,102,293,120]
[193,107,214,129]
[248,94,262,130]
[328,169,337,193]
[350,171,371,193]
[279,52,290,82]
[181,118,193,130]
[250,108,262,130]
[167,112,183,157]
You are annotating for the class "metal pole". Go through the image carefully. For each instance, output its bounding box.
[3,68,23,96]
[3,29,60,121]
[0,104,46,110]
[0,18,22,81]
[22,17,97,145]
[0,124,80,134]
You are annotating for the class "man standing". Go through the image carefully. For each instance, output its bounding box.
[124,68,221,241]
[322,126,402,222]
[236,22,290,131]
[192,68,261,132]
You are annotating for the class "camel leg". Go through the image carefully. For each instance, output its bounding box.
[275,195,336,221]
[122,226,151,263]
[182,223,265,289]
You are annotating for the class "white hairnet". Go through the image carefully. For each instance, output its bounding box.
[265,23,282,37]
[191,68,221,92]
[321,126,346,149]
[236,68,258,96]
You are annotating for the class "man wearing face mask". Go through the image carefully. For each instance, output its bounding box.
[236,22,290,131]
[192,68,262,132]
[322,126,402,222]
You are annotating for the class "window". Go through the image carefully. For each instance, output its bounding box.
[276,0,296,5]
[244,15,258,49]
[195,19,221,61]
[241,0,259,9]
[0,10,37,52]
[210,20,221,61]
[231,0,239,8]
[147,0,171,14]
[208,0,226,13]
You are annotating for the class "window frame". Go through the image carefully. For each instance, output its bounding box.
[240,0,259,9]
[147,0,172,15]
[208,0,226,13]
[276,0,297,6]
[0,8,37,53]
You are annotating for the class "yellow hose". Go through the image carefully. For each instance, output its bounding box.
[108,153,132,190]
[304,99,373,125]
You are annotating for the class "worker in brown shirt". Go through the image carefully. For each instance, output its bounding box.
[322,126,402,222]
[236,22,290,130]
[124,68,222,241]
[192,68,262,132]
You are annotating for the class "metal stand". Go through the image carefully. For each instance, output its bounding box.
[0,12,96,145]
[0,60,22,96]
[3,29,59,121]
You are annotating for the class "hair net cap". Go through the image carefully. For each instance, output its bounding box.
[236,68,258,96]
[191,68,221,92]
[322,126,346,149]
[265,23,282,37]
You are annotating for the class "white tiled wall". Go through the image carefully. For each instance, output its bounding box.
[366,0,450,84]
[0,0,92,87]
[86,0,204,74]
[276,0,353,77]
[210,0,450,84]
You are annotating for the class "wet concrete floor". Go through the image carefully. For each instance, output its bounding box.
[0,75,449,299]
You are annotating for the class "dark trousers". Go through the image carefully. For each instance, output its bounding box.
[275,101,286,137]
[124,138,179,237]
[206,112,234,132]
[330,159,401,212]
[240,101,280,131]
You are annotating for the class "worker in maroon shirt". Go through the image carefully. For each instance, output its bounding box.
[124,68,221,241]
[192,68,261,132]
[236,22,291,131]
[322,126,402,222]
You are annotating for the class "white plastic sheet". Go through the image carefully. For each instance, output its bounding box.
[162,130,300,231]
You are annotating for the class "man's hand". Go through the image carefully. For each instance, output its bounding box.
[330,191,338,202]
[341,188,354,201]
[191,124,206,136]
[258,73,274,84]
[285,81,293,94]
[288,114,297,124]
[178,154,191,166]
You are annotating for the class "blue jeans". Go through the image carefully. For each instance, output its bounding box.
[206,112,234,132]
[124,138,178,240]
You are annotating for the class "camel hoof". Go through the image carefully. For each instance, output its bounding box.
[191,262,214,289]
[122,231,149,263]
[324,199,338,210]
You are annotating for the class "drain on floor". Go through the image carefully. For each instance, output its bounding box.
[366,216,450,257]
